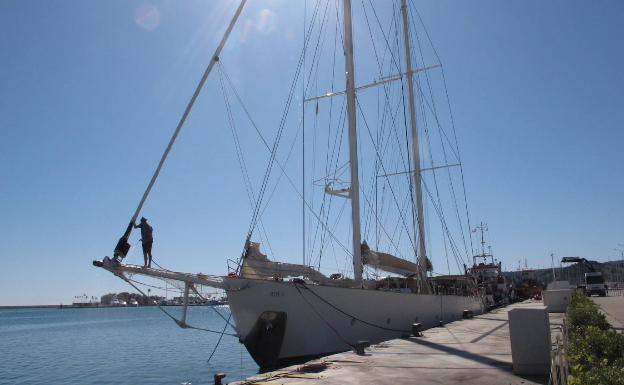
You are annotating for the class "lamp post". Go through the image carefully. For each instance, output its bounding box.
[615,247,624,285]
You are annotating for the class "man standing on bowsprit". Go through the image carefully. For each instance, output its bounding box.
[134,217,153,268]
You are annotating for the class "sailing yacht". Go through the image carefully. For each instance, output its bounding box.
[94,0,485,369]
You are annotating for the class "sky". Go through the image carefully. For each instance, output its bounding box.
[1,0,623,305]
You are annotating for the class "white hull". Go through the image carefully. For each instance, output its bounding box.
[225,278,484,367]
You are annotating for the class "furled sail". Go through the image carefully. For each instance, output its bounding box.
[361,241,422,277]
[241,242,332,284]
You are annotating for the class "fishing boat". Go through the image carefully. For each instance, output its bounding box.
[94,0,485,369]
[464,222,514,308]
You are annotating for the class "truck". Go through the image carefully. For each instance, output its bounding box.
[584,271,607,297]
[561,257,607,297]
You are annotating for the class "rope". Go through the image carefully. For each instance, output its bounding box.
[295,282,412,334]
[189,284,236,330]
[132,256,237,331]
[293,283,354,349]
[115,271,237,337]
[125,276,184,294]
[207,312,234,363]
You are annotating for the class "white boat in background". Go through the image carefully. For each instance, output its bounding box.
[111,299,127,307]
[95,0,486,369]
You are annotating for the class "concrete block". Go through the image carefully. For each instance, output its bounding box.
[508,306,551,375]
[542,289,572,313]
[547,281,573,290]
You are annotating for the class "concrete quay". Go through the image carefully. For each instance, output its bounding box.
[232,301,562,385]
[591,295,624,331]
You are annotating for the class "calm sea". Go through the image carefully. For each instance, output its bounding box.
[0,306,258,385]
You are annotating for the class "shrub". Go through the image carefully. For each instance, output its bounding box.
[567,291,610,332]
[567,290,624,385]
[568,326,624,372]
[569,362,624,385]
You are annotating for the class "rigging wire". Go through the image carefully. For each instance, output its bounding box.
[123,259,236,330]
[125,250,236,331]
[301,0,333,266]
[408,9,469,263]
[302,0,307,266]
[360,188,404,258]
[390,0,420,263]
[218,64,352,259]
[217,1,359,270]
[306,0,334,268]
[406,19,452,273]
[361,1,417,258]
[313,1,344,271]
[217,63,275,258]
[116,261,240,364]
[243,0,325,262]
[310,4,346,271]
[115,271,237,337]
[421,179,465,272]
[121,0,247,236]
[297,0,336,269]
[408,0,474,258]
[355,98,417,255]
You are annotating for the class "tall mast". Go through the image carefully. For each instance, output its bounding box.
[400,0,429,292]
[343,0,363,283]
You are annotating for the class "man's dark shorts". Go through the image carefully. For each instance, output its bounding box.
[142,241,153,254]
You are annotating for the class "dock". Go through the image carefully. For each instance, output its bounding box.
[232,301,562,385]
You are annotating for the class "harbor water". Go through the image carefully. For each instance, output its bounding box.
[0,306,258,385]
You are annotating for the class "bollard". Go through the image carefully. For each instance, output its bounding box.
[214,373,226,385]
[411,323,423,337]
[353,340,370,355]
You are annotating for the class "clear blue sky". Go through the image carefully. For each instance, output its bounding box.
[1,0,623,305]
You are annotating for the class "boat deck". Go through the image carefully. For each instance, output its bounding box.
[232,301,563,385]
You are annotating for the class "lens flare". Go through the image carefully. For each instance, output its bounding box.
[135,4,161,32]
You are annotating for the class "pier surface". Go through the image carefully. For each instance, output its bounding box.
[591,295,624,331]
[233,301,562,385]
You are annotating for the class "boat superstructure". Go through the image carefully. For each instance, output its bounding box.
[94,0,486,369]
[464,223,513,308]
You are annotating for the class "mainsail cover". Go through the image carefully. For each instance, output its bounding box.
[361,241,421,277]
[240,241,424,280]
[241,242,332,284]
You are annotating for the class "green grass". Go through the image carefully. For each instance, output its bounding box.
[567,290,624,385]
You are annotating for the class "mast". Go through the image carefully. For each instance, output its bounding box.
[400,0,429,292]
[473,221,487,256]
[343,0,363,283]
